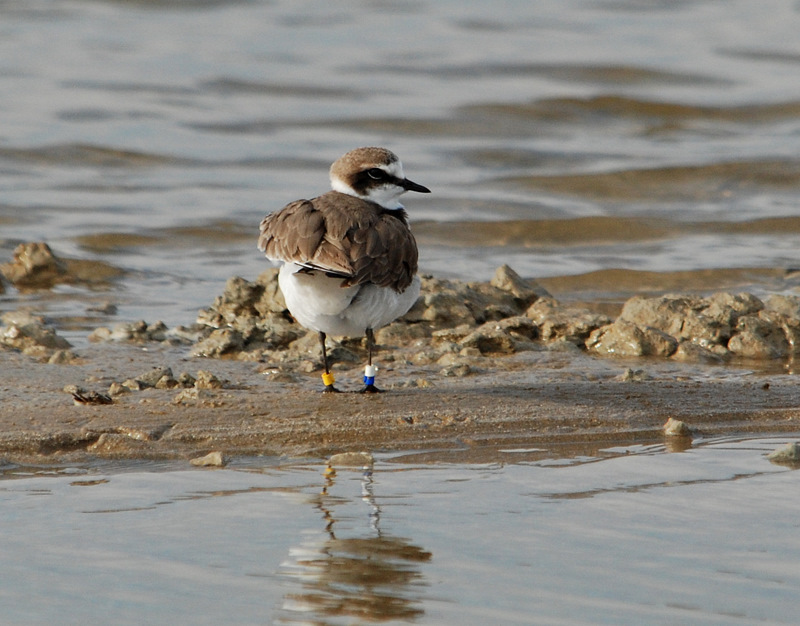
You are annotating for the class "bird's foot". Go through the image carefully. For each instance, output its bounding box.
[321,372,340,393]
[359,383,383,394]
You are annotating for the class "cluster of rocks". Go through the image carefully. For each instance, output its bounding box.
[0,310,75,363]
[67,367,225,404]
[88,320,200,345]
[588,292,800,362]
[185,265,573,372]
[0,242,120,290]
[185,264,800,369]
[5,241,800,370]
[82,261,800,372]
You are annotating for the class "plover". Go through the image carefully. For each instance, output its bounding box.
[258,147,430,392]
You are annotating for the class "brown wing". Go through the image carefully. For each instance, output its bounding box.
[258,198,352,276]
[259,192,418,292]
[347,212,418,292]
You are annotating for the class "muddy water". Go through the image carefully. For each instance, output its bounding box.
[1,437,798,624]
[2,1,800,341]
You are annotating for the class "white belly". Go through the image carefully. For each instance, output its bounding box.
[278,263,421,337]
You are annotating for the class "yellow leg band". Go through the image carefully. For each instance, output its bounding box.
[321,372,336,386]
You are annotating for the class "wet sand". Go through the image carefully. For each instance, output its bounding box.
[2,338,799,465]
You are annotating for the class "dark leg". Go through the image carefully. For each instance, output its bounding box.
[319,332,340,393]
[360,328,383,393]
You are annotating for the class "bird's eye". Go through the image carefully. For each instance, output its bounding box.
[366,168,385,180]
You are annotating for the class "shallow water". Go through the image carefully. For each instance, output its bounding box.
[1,437,798,625]
[2,0,800,339]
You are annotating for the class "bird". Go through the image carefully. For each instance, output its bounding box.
[258,147,430,393]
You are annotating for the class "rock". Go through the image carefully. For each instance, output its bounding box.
[0,316,72,358]
[619,294,728,347]
[87,433,149,456]
[0,242,68,288]
[440,363,472,377]
[727,314,790,359]
[173,388,209,405]
[663,417,692,437]
[108,382,129,396]
[766,442,800,465]
[489,264,549,304]
[87,327,112,342]
[121,378,143,391]
[587,319,677,357]
[374,320,431,345]
[177,372,197,388]
[764,294,800,319]
[190,328,244,357]
[417,289,475,327]
[155,374,179,389]
[328,451,375,468]
[526,298,611,345]
[135,366,173,388]
[459,327,518,355]
[671,341,727,363]
[190,451,227,467]
[194,370,223,389]
[616,368,649,382]
[48,349,77,365]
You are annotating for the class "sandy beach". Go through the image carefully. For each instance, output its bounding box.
[2,332,799,465]
[2,245,800,465]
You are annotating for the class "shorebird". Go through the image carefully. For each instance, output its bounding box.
[258,147,430,392]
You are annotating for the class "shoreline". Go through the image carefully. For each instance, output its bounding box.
[2,245,800,466]
[1,342,799,466]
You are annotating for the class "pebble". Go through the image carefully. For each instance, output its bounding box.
[190,451,226,467]
[766,442,800,465]
[195,370,223,389]
[663,417,692,437]
[328,451,375,468]
[135,366,173,388]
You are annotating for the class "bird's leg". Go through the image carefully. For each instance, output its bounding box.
[360,328,383,393]
[319,332,340,393]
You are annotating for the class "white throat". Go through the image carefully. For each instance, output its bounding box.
[330,177,405,210]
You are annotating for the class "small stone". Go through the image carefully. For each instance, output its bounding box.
[262,370,300,383]
[135,366,173,388]
[0,242,68,288]
[173,388,210,405]
[616,368,649,382]
[108,382,129,396]
[663,417,692,437]
[177,372,197,388]
[440,363,472,377]
[190,451,227,467]
[88,433,147,455]
[154,374,179,389]
[190,328,244,358]
[122,378,143,391]
[88,327,112,342]
[766,442,800,465]
[86,302,118,315]
[671,341,727,363]
[195,370,223,389]
[328,451,375,468]
[48,349,77,365]
[489,264,547,303]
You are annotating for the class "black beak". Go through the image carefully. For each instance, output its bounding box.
[402,178,431,194]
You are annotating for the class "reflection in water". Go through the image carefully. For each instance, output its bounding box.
[276,466,432,624]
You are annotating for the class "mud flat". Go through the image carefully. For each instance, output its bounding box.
[1,244,800,465]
